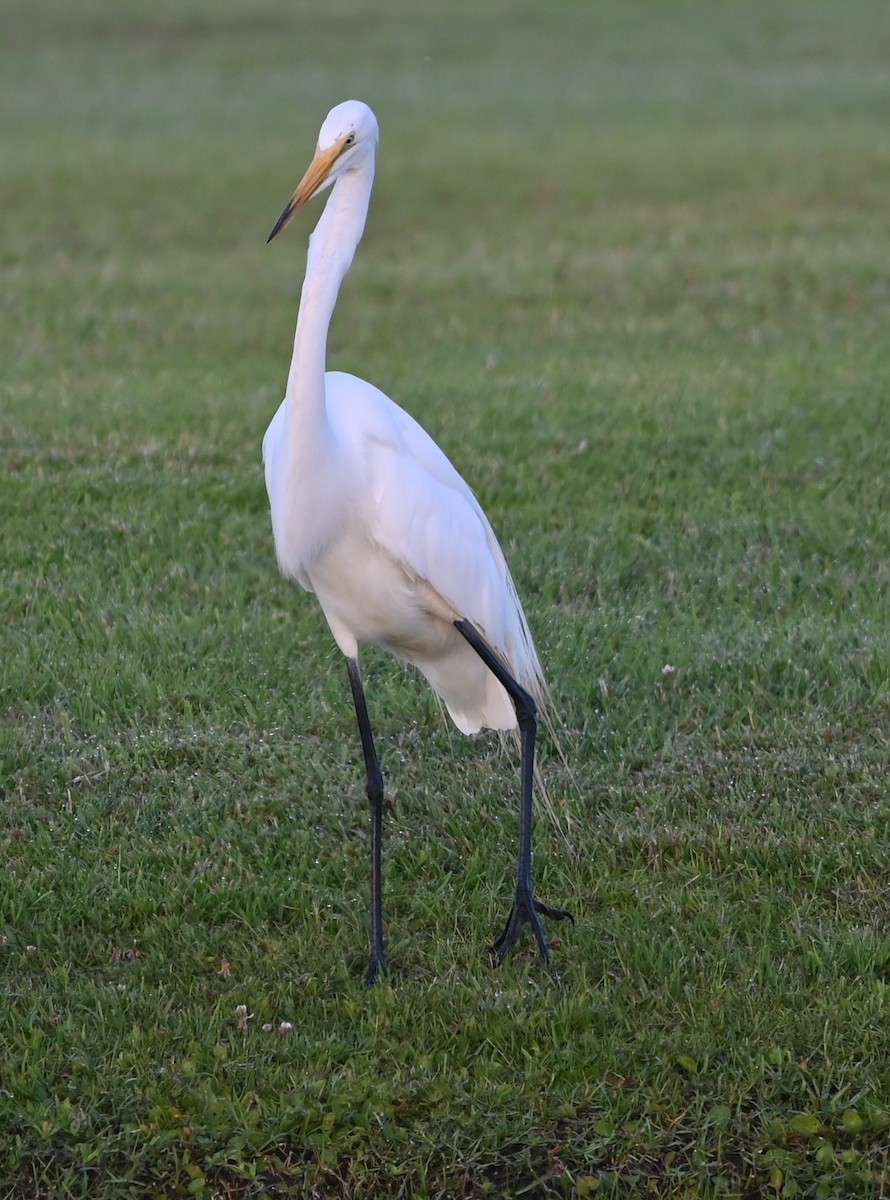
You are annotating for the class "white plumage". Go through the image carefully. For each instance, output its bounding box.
[264,367,543,734]
[262,100,571,982]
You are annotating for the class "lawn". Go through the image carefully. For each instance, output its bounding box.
[2,0,890,1196]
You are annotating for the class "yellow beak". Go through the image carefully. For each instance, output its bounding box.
[267,136,348,243]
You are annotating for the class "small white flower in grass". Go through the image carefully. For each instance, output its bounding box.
[276,1022,294,1037]
[661,664,676,676]
[235,1005,253,1030]
[26,945,37,953]
[261,1023,274,1033]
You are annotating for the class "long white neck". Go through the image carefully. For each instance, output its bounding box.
[284,159,374,457]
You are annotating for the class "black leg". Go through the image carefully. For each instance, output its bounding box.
[454,619,573,967]
[346,657,386,985]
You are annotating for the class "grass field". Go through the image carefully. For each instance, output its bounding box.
[2,0,890,1196]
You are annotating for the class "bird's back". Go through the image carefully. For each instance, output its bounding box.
[265,370,546,735]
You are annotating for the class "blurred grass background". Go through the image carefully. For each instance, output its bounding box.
[2,1,890,1196]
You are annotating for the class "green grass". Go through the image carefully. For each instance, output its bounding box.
[2,0,890,1196]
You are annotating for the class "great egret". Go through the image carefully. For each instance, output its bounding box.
[263,100,572,984]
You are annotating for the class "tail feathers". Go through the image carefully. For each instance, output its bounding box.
[501,585,578,850]
[521,697,578,854]
[465,604,578,853]
[539,746,579,852]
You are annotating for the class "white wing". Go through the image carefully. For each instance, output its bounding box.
[325,372,544,699]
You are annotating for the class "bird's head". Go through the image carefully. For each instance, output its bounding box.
[267,100,379,243]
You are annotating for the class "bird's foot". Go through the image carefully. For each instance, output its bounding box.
[491,889,574,967]
[363,953,387,987]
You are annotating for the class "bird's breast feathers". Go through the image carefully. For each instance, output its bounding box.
[264,371,521,659]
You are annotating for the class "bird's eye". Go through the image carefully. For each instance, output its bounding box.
[344,133,355,147]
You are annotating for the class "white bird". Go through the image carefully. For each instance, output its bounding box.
[263,100,572,983]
